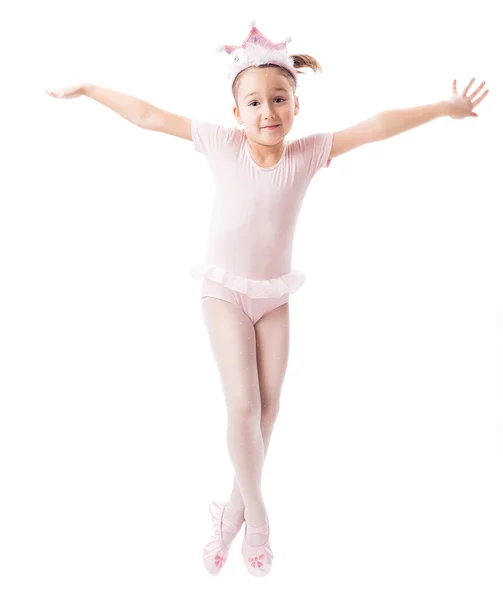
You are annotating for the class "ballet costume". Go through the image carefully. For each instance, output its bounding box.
[190,117,332,321]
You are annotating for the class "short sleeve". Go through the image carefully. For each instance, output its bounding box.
[191,119,236,157]
[303,132,333,179]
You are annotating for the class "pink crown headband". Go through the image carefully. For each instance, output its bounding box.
[216,20,298,90]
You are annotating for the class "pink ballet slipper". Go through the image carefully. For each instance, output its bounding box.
[241,517,274,577]
[202,501,244,575]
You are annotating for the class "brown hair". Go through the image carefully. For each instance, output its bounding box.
[232,54,323,103]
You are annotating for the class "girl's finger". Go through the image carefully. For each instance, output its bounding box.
[462,78,476,96]
[469,81,486,101]
[472,89,489,107]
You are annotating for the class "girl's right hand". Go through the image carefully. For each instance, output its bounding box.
[44,84,86,99]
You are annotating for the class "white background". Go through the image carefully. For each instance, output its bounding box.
[1,1,502,598]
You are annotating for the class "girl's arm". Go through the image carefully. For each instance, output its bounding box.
[327,78,488,160]
[85,84,193,140]
[380,79,489,139]
[83,84,155,128]
[45,83,193,140]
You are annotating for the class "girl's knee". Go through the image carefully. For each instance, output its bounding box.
[227,394,261,419]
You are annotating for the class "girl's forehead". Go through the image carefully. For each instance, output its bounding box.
[239,70,290,96]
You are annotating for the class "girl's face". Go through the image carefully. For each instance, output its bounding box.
[233,67,299,142]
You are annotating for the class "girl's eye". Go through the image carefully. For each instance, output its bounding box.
[249,98,285,107]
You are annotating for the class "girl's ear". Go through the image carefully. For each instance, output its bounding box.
[233,105,242,125]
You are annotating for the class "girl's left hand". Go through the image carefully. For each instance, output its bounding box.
[446,78,489,119]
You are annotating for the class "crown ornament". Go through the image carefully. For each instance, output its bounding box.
[216,20,298,89]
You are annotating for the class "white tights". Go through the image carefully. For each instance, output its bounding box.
[201,295,290,526]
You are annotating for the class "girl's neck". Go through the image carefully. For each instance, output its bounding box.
[246,138,285,167]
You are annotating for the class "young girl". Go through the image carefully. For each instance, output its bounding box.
[45,21,488,578]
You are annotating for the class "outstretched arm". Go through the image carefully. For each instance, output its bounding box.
[46,83,157,129]
[378,78,489,138]
[328,78,489,160]
[83,84,155,128]
[46,83,192,140]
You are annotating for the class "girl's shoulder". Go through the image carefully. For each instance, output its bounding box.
[288,130,334,175]
[192,119,242,156]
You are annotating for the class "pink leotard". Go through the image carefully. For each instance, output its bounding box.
[190,119,333,298]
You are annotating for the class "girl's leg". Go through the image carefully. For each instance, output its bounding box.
[202,297,267,546]
[226,302,290,534]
